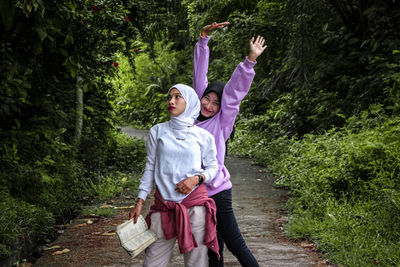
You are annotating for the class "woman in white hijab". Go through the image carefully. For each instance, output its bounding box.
[130,84,220,267]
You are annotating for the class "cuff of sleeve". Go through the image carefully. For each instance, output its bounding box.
[203,173,211,184]
[137,191,148,201]
[199,35,210,45]
[244,56,257,67]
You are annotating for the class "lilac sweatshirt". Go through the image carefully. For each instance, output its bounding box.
[193,36,256,196]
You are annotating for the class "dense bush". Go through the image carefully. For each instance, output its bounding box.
[230,112,400,266]
[0,190,54,260]
[0,128,146,261]
[83,131,146,200]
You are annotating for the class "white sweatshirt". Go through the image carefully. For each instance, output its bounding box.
[137,121,218,203]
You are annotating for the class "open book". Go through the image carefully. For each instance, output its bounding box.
[116,215,157,258]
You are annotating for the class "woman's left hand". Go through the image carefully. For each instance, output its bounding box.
[176,176,199,195]
[248,35,267,62]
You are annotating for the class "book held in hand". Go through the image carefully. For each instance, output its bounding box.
[116,215,157,258]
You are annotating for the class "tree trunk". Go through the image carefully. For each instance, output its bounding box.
[74,74,83,147]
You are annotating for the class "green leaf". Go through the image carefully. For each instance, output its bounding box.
[24,2,32,17]
[43,155,55,165]
[56,128,67,135]
[33,0,39,11]
[41,172,53,184]
[69,66,76,78]
[65,1,76,10]
[36,27,47,41]
[65,33,74,45]
[85,106,94,113]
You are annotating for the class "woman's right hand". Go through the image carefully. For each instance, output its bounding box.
[201,21,230,37]
[129,199,144,223]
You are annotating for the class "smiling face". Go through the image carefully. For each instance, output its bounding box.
[200,91,220,118]
[167,88,186,117]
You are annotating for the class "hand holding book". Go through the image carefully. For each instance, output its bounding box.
[116,215,157,258]
[130,198,144,223]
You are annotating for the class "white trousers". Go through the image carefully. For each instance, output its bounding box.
[143,206,207,267]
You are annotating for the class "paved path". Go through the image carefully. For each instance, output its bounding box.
[159,156,327,267]
[33,127,330,267]
[119,126,149,141]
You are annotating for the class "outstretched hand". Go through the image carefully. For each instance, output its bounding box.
[201,22,230,37]
[248,36,267,62]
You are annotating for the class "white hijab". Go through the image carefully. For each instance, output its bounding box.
[168,84,200,129]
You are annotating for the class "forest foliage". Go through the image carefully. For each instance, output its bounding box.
[1,0,400,266]
[0,0,145,262]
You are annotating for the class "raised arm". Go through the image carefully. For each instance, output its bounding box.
[193,36,210,99]
[219,36,267,139]
[193,22,230,99]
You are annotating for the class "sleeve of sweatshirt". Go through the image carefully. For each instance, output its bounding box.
[220,58,256,140]
[137,126,157,201]
[200,131,218,183]
[193,35,210,99]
